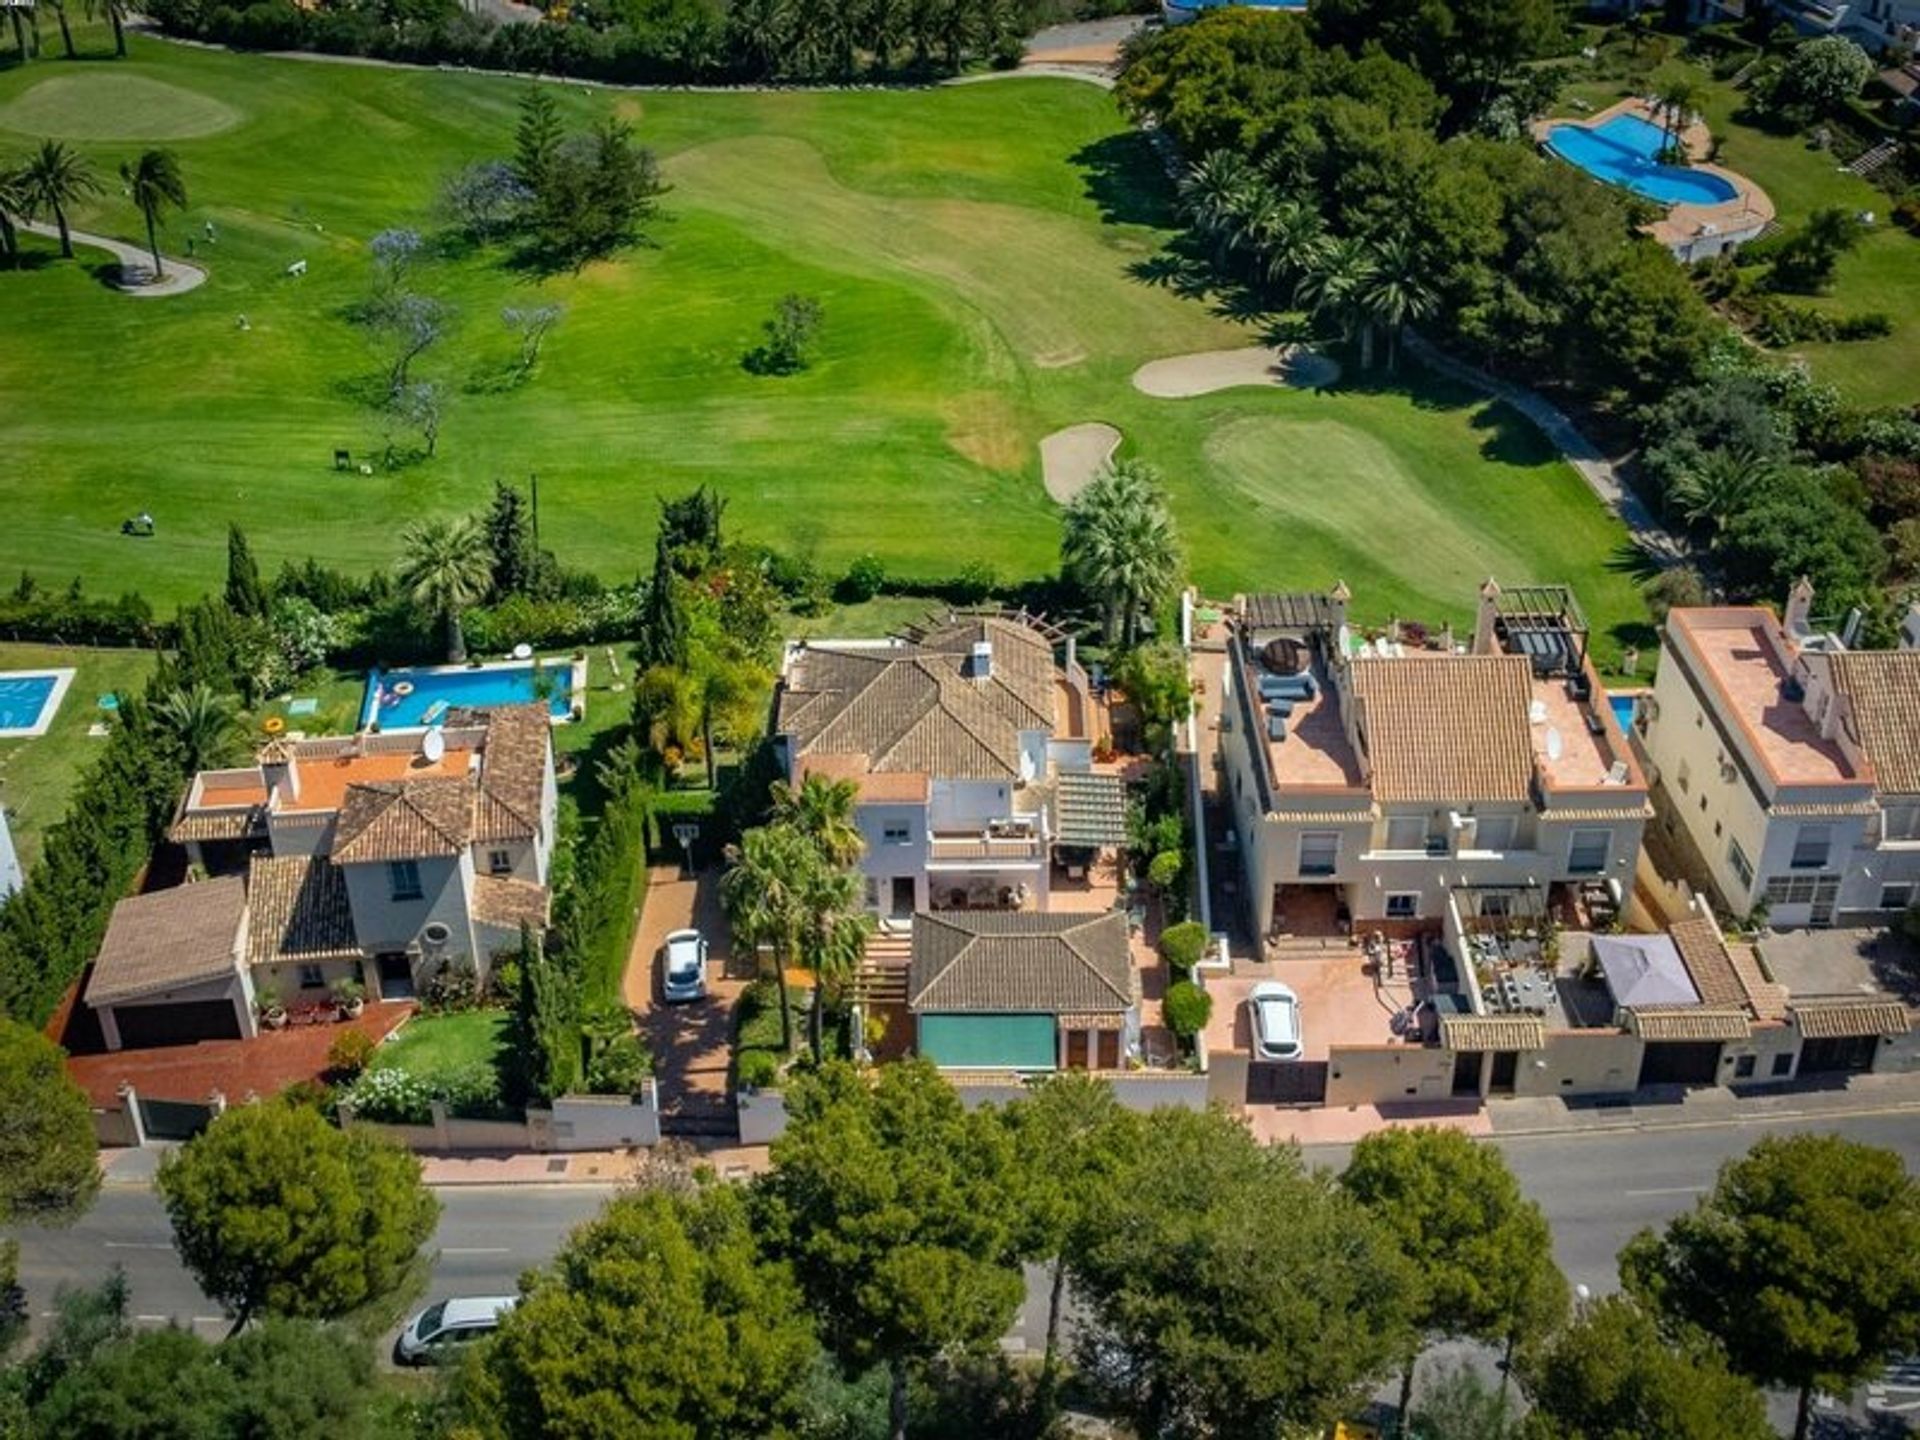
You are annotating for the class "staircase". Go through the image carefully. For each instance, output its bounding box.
[1847,139,1900,177]
[849,933,912,1006]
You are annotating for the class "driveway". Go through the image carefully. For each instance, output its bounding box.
[624,866,743,1134]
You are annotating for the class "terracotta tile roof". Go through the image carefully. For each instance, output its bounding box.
[1668,916,1747,1011]
[1829,651,1920,795]
[777,616,1061,782]
[1792,998,1912,1039]
[331,778,474,863]
[1726,940,1789,1021]
[1626,1007,1750,1042]
[169,805,268,844]
[1540,804,1655,821]
[1768,800,1882,817]
[797,754,931,803]
[472,705,549,843]
[1349,655,1535,804]
[471,873,551,933]
[246,855,358,967]
[87,877,246,1006]
[909,910,1134,1014]
[1438,1013,1546,1052]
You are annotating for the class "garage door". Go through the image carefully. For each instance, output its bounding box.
[919,1014,1056,1070]
[1638,1041,1722,1088]
[113,999,242,1049]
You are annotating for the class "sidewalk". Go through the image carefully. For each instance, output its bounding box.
[1488,1070,1920,1138]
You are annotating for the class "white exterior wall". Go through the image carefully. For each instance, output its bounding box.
[855,801,931,916]
[930,779,1014,830]
[340,852,480,966]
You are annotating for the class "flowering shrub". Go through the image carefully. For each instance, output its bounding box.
[345,1067,432,1124]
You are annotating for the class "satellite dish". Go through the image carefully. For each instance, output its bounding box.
[1544,727,1564,762]
[420,729,447,764]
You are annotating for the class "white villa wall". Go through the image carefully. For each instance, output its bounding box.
[341,851,479,967]
[1722,1022,1803,1085]
[1514,1031,1642,1098]
[1325,1046,1455,1106]
[855,800,931,916]
[930,779,1014,830]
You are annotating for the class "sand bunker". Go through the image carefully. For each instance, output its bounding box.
[1040,422,1122,505]
[1131,345,1340,398]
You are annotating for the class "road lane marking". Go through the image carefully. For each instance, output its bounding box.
[441,1246,512,1255]
[1622,1185,1706,1197]
[105,1242,172,1250]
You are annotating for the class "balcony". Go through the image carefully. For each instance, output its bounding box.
[927,828,1045,868]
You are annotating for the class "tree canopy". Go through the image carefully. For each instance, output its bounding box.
[1621,1132,1920,1440]
[155,1101,439,1328]
[0,1019,99,1226]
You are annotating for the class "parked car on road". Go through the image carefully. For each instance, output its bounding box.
[1248,981,1303,1061]
[662,927,709,1003]
[395,1296,518,1365]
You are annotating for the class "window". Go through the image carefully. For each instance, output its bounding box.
[1728,838,1754,891]
[1882,883,1915,912]
[487,849,512,876]
[1476,816,1516,852]
[1790,824,1831,871]
[1884,804,1920,841]
[1771,1052,1794,1077]
[298,964,325,990]
[1299,832,1339,877]
[1567,829,1610,875]
[1478,893,1513,920]
[1385,893,1419,920]
[1384,816,1425,852]
[1677,759,1692,795]
[882,824,912,846]
[1733,1054,1756,1079]
[388,860,423,901]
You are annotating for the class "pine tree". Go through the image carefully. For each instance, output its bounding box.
[223,524,267,618]
[484,479,534,600]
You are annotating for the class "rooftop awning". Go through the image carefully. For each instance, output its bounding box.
[1053,771,1129,848]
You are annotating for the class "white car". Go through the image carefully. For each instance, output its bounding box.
[662,927,709,1003]
[395,1296,518,1365]
[1248,981,1303,1061]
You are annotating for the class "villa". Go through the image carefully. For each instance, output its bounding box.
[82,705,556,1050]
[1638,579,1920,928]
[771,612,1131,924]
[1217,579,1650,948]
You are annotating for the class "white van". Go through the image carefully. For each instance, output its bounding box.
[395,1295,519,1365]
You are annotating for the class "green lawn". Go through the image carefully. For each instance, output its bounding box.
[372,1009,512,1078]
[0,642,159,867]
[1555,56,1920,409]
[0,37,1647,660]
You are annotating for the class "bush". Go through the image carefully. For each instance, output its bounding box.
[420,963,479,1014]
[837,553,886,604]
[431,1061,505,1118]
[326,1029,376,1078]
[1163,980,1212,1040]
[585,1034,652,1095]
[1147,850,1185,892]
[737,1048,780,1090]
[1159,920,1209,973]
[344,1067,432,1124]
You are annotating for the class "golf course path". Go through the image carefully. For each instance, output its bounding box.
[1132,345,1340,399]
[1040,422,1122,505]
[20,221,208,297]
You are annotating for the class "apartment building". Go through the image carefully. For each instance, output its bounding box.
[1217,580,1649,943]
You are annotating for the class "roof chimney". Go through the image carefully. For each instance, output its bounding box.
[1472,577,1501,656]
[970,640,993,680]
[1329,579,1351,636]
[260,740,300,805]
[1784,575,1816,638]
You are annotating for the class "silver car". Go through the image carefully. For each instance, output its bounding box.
[394,1296,518,1366]
[662,927,708,1003]
[1248,981,1303,1061]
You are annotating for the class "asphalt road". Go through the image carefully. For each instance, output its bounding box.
[12,1110,1920,1355]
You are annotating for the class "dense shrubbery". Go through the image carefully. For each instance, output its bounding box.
[0,574,157,648]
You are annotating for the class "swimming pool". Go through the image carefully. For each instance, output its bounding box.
[362,660,577,730]
[0,669,75,738]
[1608,693,1639,733]
[1164,0,1306,19]
[1544,114,1738,208]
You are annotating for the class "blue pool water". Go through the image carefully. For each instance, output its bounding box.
[364,663,572,729]
[0,674,60,733]
[1166,0,1307,16]
[1609,694,1639,733]
[1545,114,1738,208]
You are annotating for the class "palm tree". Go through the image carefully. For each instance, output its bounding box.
[1294,234,1379,361]
[20,140,100,260]
[155,684,245,773]
[1672,447,1778,543]
[795,861,868,1063]
[120,150,186,280]
[80,0,127,56]
[1061,460,1183,648]
[396,515,492,663]
[721,824,812,1056]
[1654,79,1700,156]
[44,0,75,58]
[1178,150,1257,269]
[1255,197,1328,298]
[1355,236,1438,373]
[770,774,865,869]
[0,166,25,268]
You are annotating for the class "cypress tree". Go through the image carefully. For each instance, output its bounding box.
[224,524,267,618]
[637,534,686,671]
[485,480,534,600]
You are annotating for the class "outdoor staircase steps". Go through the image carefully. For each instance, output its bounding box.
[1847,139,1899,176]
[850,934,912,1004]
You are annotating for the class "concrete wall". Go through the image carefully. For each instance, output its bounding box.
[1722,1020,1802,1085]
[1514,1030,1642,1098]
[1873,1028,1920,1075]
[540,1088,663,1150]
[1325,1045,1456,1107]
[931,779,1013,830]
[254,957,359,1006]
[855,800,930,916]
[736,1087,789,1145]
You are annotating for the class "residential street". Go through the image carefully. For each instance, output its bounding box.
[12,1108,1920,1351]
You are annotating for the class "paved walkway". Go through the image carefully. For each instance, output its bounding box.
[624,865,743,1131]
[21,221,208,297]
[1402,330,1683,560]
[1488,1068,1920,1138]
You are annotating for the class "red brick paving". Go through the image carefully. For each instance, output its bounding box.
[63,1001,413,1108]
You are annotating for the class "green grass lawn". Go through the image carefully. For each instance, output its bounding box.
[0,37,1647,661]
[0,642,159,867]
[372,1008,512,1078]
[1555,56,1920,409]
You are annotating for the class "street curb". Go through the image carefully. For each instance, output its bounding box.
[1485,1098,1920,1142]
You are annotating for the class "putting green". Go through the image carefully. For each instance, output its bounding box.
[0,74,243,141]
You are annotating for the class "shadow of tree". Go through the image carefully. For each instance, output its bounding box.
[1070,131,1180,228]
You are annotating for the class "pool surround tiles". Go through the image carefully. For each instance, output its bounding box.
[362,657,587,731]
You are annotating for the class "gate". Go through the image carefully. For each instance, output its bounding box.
[138,1097,217,1142]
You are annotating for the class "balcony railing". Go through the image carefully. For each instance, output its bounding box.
[927,831,1045,865]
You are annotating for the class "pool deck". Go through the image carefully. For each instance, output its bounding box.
[1533,98,1774,259]
[0,667,76,739]
[361,655,589,731]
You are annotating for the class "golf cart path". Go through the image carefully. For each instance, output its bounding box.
[1039,422,1122,505]
[1132,344,1341,398]
[20,220,207,297]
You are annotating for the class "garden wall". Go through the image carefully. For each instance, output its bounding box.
[735,1087,788,1146]
[340,1086,663,1152]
